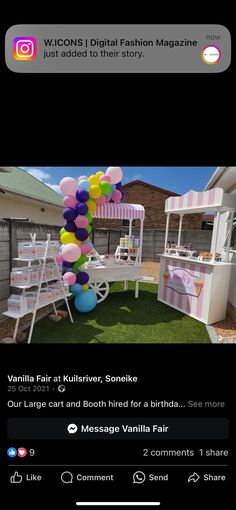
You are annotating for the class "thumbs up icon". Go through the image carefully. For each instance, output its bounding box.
[10,471,23,484]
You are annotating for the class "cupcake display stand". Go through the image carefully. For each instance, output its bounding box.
[84,203,145,302]
[158,188,236,324]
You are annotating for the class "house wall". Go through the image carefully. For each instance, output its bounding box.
[0,193,62,226]
[93,182,203,230]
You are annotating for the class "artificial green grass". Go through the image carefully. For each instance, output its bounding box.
[31,282,210,344]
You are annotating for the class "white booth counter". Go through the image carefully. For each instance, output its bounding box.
[158,188,236,325]
[158,254,234,324]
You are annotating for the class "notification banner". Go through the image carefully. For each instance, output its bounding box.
[5,24,231,73]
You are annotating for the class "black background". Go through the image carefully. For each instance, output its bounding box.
[0,7,235,510]
[0,10,235,166]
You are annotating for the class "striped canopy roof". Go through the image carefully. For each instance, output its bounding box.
[165,188,236,214]
[94,203,145,220]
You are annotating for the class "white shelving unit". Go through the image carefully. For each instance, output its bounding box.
[115,245,141,264]
[3,233,73,343]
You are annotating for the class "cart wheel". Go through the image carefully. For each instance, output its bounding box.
[89,280,109,303]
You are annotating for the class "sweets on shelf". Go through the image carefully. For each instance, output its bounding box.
[8,295,28,315]
[198,252,221,261]
[18,240,60,259]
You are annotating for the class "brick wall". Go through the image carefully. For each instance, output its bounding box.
[93,182,203,230]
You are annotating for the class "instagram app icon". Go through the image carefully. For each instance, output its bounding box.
[13,37,37,60]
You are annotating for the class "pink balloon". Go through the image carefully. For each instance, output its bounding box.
[56,254,63,264]
[96,195,106,206]
[75,215,89,228]
[100,174,111,183]
[63,195,77,208]
[78,175,88,182]
[60,177,78,196]
[80,243,92,255]
[62,243,81,262]
[106,167,123,184]
[63,272,76,285]
[111,189,122,202]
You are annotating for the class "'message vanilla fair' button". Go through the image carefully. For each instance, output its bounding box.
[80,424,169,435]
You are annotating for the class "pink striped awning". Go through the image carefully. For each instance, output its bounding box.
[165,188,236,214]
[94,203,145,220]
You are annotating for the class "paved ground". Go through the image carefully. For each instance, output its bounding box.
[0,305,56,341]
[212,317,236,343]
[142,261,160,283]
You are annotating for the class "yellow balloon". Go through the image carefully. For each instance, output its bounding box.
[61,232,76,245]
[89,185,101,199]
[88,175,100,186]
[86,199,97,215]
[61,232,82,246]
[96,171,104,178]
[82,284,89,291]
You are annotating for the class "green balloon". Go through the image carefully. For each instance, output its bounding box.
[60,227,66,236]
[73,254,87,270]
[86,225,92,234]
[86,212,93,223]
[79,254,87,265]
[100,181,111,195]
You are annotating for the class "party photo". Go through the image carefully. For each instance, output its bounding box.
[0,166,236,344]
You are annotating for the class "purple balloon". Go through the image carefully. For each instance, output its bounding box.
[116,181,122,190]
[63,260,73,268]
[64,221,76,232]
[76,190,89,203]
[76,271,89,285]
[121,190,125,199]
[63,207,77,221]
[75,228,89,242]
[75,202,88,216]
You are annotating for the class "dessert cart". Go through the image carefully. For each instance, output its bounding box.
[84,203,145,302]
[158,188,236,324]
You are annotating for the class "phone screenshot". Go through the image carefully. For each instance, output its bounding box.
[0,19,235,510]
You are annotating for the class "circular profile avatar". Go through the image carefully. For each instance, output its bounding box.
[201,45,221,65]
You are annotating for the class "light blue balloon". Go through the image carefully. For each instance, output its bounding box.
[74,289,97,313]
[78,179,91,192]
[70,283,82,295]
[111,184,116,191]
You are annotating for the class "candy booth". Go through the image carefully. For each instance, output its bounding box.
[158,188,236,324]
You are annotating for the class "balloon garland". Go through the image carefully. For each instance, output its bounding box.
[56,167,124,313]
